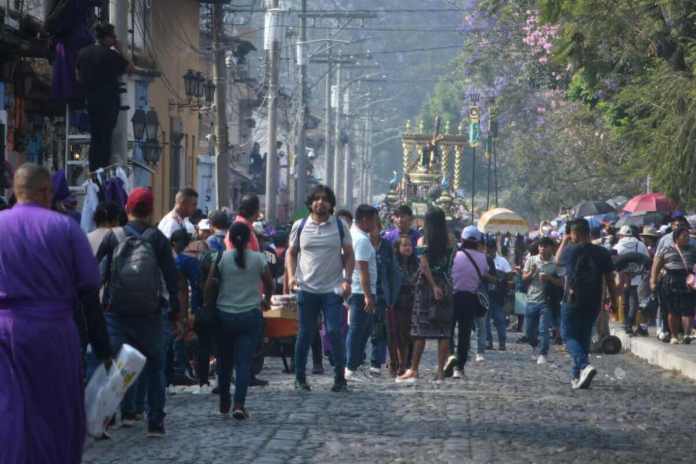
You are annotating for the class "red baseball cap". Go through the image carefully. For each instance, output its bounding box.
[126,187,154,216]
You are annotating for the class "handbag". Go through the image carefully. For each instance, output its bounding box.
[418,270,453,325]
[673,246,696,291]
[200,251,224,326]
[462,249,490,317]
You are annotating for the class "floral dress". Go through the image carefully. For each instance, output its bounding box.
[411,245,456,339]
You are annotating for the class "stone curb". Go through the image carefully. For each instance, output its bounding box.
[611,323,696,381]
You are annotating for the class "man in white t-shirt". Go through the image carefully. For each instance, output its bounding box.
[485,239,512,350]
[158,188,198,239]
[345,205,379,381]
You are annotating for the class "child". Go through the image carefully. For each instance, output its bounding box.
[388,234,419,376]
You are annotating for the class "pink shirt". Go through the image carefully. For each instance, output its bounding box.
[452,248,489,293]
[225,216,260,252]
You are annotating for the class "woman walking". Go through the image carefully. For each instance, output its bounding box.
[397,207,456,383]
[651,226,695,344]
[388,234,419,376]
[215,223,273,418]
[448,226,490,377]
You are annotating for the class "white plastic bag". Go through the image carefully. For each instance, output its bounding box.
[85,344,147,437]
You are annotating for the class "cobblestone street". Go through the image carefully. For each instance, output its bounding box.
[83,339,696,464]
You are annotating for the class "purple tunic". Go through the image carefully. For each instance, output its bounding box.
[0,203,99,464]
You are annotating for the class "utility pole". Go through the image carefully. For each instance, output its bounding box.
[109,0,128,166]
[265,1,281,221]
[343,115,352,211]
[366,114,373,202]
[213,1,229,208]
[294,0,308,214]
[333,62,342,202]
[323,38,333,188]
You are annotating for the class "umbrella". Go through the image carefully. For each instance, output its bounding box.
[573,201,615,218]
[607,196,629,210]
[623,193,675,214]
[478,208,529,234]
[615,212,666,228]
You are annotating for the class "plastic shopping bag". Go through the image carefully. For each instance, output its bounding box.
[85,344,147,437]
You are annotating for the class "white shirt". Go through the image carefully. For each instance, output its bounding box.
[492,254,512,273]
[158,209,195,239]
[350,224,377,295]
[613,237,649,286]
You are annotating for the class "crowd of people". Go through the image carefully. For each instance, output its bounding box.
[2,162,696,462]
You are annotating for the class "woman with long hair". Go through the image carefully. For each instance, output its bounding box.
[397,207,456,383]
[215,223,273,419]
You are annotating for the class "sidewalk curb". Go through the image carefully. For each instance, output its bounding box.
[611,324,696,381]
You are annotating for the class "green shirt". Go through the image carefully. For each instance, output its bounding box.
[217,250,267,314]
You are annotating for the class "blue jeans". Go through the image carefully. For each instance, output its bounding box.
[105,313,165,426]
[562,303,600,379]
[346,294,375,370]
[525,302,551,356]
[485,301,507,348]
[370,301,388,368]
[217,309,263,406]
[295,291,346,381]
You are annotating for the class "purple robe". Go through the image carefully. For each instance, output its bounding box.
[0,203,99,464]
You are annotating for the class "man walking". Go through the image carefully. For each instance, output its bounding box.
[613,225,650,336]
[523,237,562,364]
[0,164,111,463]
[97,187,180,436]
[556,219,615,389]
[159,187,199,239]
[76,23,133,171]
[485,238,512,351]
[345,205,379,380]
[287,185,355,392]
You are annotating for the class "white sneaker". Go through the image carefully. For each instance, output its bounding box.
[571,378,582,390]
[444,355,457,374]
[193,385,213,395]
[537,355,547,365]
[453,368,463,379]
[578,365,597,389]
[369,366,381,377]
[344,368,364,382]
[475,354,484,363]
[166,385,178,395]
[670,337,680,345]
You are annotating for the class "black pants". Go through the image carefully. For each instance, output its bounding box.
[195,321,215,386]
[87,93,120,171]
[623,285,640,330]
[450,291,478,369]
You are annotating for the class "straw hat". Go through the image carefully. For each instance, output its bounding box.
[639,226,659,238]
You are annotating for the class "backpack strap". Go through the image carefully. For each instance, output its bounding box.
[336,216,345,245]
[294,217,309,252]
[113,227,127,243]
[462,249,483,280]
[124,224,144,239]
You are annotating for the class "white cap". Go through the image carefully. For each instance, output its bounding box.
[198,219,212,231]
[618,225,633,237]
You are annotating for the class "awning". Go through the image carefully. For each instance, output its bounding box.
[478,208,529,234]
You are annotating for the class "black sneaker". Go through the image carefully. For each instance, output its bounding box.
[250,377,269,387]
[220,395,231,415]
[443,355,457,378]
[232,406,249,420]
[146,423,165,438]
[294,379,312,392]
[312,365,325,375]
[331,378,349,393]
[172,374,197,387]
[499,344,506,351]
[486,342,494,350]
[636,326,649,337]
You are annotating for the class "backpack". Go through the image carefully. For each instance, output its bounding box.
[109,225,162,316]
[566,245,601,308]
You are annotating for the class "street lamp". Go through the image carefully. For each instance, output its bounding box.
[131,108,163,166]
[194,72,205,99]
[183,69,197,99]
[204,79,216,105]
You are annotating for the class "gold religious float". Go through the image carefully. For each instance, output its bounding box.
[386,115,471,218]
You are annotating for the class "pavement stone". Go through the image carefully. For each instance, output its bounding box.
[82,333,696,463]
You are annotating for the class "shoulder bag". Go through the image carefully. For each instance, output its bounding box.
[201,251,224,326]
[462,249,490,317]
[674,246,696,291]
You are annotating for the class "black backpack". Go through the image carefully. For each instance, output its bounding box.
[109,225,161,316]
[567,246,601,307]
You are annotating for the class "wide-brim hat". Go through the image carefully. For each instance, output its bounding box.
[639,226,659,238]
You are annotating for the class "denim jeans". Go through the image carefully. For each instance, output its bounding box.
[525,302,551,356]
[217,309,263,406]
[370,300,388,368]
[485,301,507,348]
[105,313,165,426]
[474,317,487,354]
[346,294,375,371]
[294,291,346,382]
[562,303,600,379]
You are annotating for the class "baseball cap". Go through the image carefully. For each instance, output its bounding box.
[125,187,154,216]
[618,225,633,237]
[197,218,212,231]
[461,225,482,242]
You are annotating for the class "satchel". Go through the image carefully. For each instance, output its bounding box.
[462,249,489,317]
[674,246,696,291]
[200,251,224,326]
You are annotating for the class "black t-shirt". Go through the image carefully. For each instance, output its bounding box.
[77,44,128,99]
[560,243,614,310]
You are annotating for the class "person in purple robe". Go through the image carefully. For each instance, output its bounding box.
[0,163,112,464]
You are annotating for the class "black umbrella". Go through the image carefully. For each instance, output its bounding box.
[615,212,666,228]
[574,201,616,218]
